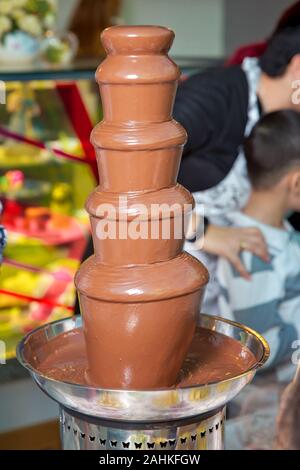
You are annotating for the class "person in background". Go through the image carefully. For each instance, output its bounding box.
[212,110,300,369]
[175,25,300,280]
[275,363,300,450]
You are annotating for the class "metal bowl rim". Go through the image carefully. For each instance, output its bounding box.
[16,313,270,394]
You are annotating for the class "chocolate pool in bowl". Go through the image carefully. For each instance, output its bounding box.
[36,324,257,389]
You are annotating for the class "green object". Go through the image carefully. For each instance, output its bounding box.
[26,0,52,16]
[44,43,65,63]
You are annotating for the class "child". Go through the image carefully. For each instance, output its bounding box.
[213,110,300,369]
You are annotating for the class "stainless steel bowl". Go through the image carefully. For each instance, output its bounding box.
[17,314,269,422]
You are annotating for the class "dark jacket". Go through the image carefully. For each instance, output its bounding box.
[174,65,249,192]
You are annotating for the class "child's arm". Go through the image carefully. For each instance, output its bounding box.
[216,253,297,368]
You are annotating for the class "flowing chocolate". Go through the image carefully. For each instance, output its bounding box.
[75,25,209,389]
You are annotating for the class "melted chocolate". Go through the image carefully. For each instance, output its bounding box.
[36,327,257,388]
[74,25,209,389]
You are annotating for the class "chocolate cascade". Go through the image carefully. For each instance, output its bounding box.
[75,25,209,389]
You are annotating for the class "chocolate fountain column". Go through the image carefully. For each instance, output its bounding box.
[75,25,209,389]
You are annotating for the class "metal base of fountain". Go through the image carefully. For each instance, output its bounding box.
[60,405,225,450]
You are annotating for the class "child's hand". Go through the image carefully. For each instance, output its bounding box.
[203,224,269,280]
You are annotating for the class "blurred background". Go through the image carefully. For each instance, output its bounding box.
[0,0,297,450]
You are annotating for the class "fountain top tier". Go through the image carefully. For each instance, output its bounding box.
[93,26,185,150]
[100,25,176,55]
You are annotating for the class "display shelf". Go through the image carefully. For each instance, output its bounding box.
[0,57,221,82]
[0,59,100,83]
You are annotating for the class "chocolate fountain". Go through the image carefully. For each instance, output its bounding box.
[17,26,269,450]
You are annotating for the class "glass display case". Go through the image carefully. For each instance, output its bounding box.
[0,61,100,360]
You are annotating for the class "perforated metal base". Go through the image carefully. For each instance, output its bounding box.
[60,406,225,450]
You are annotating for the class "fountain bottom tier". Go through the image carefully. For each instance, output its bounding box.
[17,314,269,450]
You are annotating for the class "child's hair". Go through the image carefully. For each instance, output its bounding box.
[244,109,300,189]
